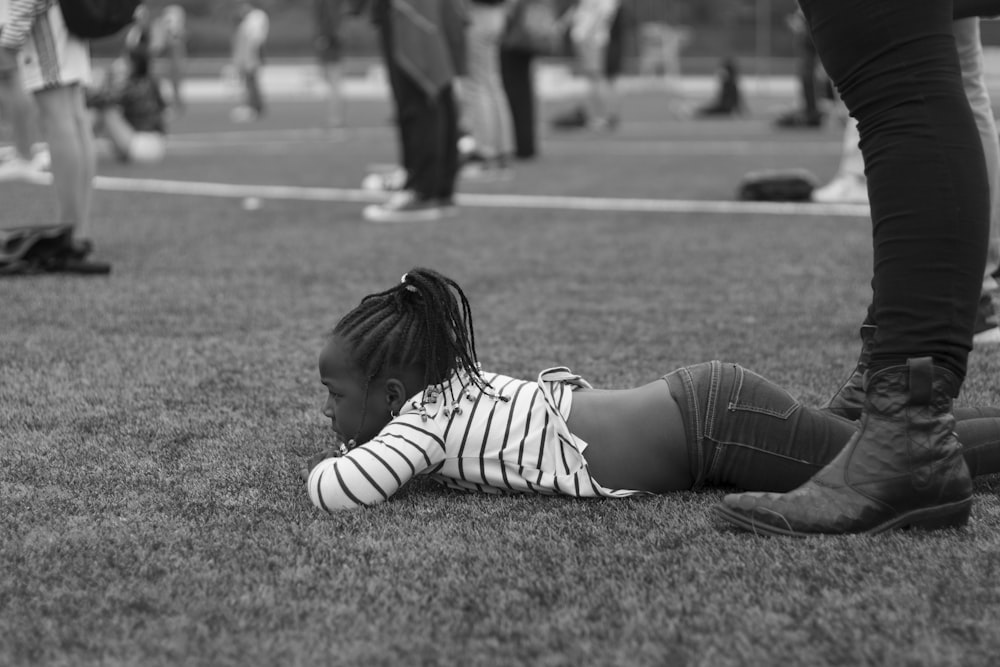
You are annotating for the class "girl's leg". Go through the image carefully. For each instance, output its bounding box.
[668,362,1000,494]
[667,362,858,493]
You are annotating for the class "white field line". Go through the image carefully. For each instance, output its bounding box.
[88,175,870,218]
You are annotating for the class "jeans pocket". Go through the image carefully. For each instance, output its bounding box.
[727,366,799,420]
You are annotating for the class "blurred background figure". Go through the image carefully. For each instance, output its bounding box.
[87,49,168,165]
[313,0,347,129]
[636,20,690,117]
[2,0,97,258]
[693,56,744,118]
[355,0,466,223]
[0,22,45,182]
[154,4,187,113]
[773,7,831,129]
[230,1,270,122]
[460,0,515,178]
[551,0,624,131]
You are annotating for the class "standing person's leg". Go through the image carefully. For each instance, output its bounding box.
[244,66,264,117]
[34,84,96,236]
[717,0,988,536]
[0,57,37,163]
[463,5,513,167]
[954,17,1000,344]
[500,47,536,159]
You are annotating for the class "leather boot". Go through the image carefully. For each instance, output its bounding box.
[714,357,973,536]
[822,323,877,421]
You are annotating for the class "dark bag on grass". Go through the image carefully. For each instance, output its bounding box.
[737,168,817,202]
[57,0,140,39]
[0,225,110,276]
[501,0,563,56]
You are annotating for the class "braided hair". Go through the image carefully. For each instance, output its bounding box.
[332,268,490,396]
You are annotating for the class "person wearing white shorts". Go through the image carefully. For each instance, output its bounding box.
[2,0,96,246]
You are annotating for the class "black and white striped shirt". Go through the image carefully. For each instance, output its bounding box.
[308,367,645,511]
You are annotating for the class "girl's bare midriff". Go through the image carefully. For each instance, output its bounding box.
[567,379,693,493]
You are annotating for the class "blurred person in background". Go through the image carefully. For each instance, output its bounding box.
[313,0,347,129]
[551,0,624,131]
[352,0,467,223]
[230,0,269,122]
[0,2,45,182]
[154,4,187,113]
[87,48,168,165]
[2,0,101,265]
[459,0,514,179]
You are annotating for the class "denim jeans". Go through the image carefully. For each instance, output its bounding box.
[664,361,1000,492]
[801,0,990,381]
[464,4,514,158]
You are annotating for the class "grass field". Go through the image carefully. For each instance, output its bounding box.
[3,87,1000,667]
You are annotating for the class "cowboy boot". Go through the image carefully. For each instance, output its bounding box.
[822,323,877,421]
[714,357,973,536]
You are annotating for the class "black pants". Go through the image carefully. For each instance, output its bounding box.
[801,0,989,382]
[378,23,459,202]
[499,47,536,159]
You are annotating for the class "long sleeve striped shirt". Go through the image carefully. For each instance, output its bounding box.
[308,367,645,511]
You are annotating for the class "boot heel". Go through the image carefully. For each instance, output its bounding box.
[905,499,972,531]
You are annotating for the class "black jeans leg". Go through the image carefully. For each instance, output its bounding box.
[800,0,989,383]
[500,47,536,159]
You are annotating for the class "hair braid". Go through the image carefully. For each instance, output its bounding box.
[332,268,489,394]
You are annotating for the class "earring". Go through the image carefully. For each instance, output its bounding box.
[390,408,399,418]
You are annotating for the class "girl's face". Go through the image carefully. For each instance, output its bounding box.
[318,336,392,445]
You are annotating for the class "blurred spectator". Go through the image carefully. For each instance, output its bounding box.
[637,21,689,116]
[87,50,168,165]
[154,4,187,113]
[355,0,466,223]
[693,57,744,117]
[499,0,545,160]
[551,0,624,130]
[231,1,269,122]
[0,12,45,182]
[313,0,347,129]
[2,0,100,263]
[460,0,515,178]
[774,8,829,129]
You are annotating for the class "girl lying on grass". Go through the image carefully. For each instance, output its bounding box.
[302,268,1000,521]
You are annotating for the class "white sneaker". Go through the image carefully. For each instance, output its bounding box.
[363,191,453,223]
[812,174,869,204]
[0,155,44,183]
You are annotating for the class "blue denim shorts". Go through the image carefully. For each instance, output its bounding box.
[663,361,854,492]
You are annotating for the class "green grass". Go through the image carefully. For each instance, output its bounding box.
[3,90,1000,667]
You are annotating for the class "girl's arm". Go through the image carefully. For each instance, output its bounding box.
[307,420,447,511]
[1,0,48,51]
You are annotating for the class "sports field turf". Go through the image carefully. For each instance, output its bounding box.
[3,86,1000,666]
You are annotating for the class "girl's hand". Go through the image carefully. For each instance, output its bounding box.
[298,447,344,482]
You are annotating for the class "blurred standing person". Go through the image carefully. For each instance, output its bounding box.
[2,0,100,262]
[154,4,187,113]
[353,0,467,223]
[313,0,346,129]
[552,0,623,130]
[0,0,44,182]
[774,8,825,128]
[231,1,269,122]
[498,0,540,160]
[460,0,514,177]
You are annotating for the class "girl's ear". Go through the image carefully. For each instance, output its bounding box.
[383,378,408,415]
